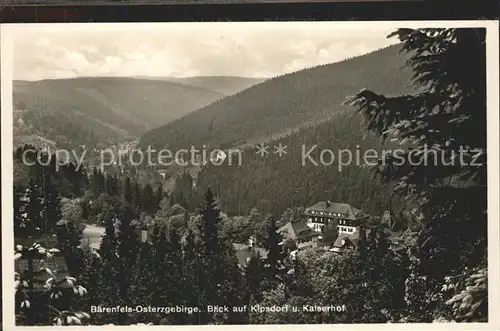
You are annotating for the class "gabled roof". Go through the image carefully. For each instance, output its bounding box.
[333,231,360,249]
[305,201,367,220]
[278,220,321,241]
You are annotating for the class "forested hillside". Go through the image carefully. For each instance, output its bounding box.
[166,76,266,95]
[13,77,225,149]
[138,44,414,151]
[195,111,405,219]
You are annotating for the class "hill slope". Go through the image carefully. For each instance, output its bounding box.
[138,44,413,151]
[195,111,407,219]
[166,76,266,96]
[143,44,416,220]
[13,77,225,149]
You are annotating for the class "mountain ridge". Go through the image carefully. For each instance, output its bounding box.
[138,43,413,151]
[13,76,262,150]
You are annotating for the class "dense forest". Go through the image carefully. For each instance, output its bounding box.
[13,28,488,326]
[138,44,414,151]
[195,111,406,219]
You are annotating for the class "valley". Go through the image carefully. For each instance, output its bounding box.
[13,76,261,150]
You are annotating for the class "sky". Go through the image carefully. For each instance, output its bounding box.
[11,23,398,81]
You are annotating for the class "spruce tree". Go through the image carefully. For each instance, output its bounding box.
[262,214,284,285]
[41,173,63,235]
[158,226,186,324]
[130,242,156,323]
[24,177,43,237]
[182,228,202,324]
[217,243,245,324]
[284,255,313,299]
[154,186,164,213]
[14,185,29,238]
[122,176,133,205]
[98,216,120,324]
[196,188,227,324]
[55,220,84,277]
[116,206,140,321]
[90,168,105,196]
[142,184,154,214]
[151,225,168,309]
[172,172,194,210]
[244,251,264,303]
[79,247,103,322]
[133,181,142,210]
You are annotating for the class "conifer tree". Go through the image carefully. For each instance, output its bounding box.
[116,206,140,320]
[122,177,133,205]
[24,177,43,237]
[154,186,164,213]
[196,188,228,323]
[130,242,155,323]
[90,168,98,196]
[151,225,168,305]
[284,255,313,299]
[109,175,120,197]
[181,228,202,324]
[142,183,154,214]
[98,216,120,323]
[244,251,264,303]
[172,172,194,210]
[79,247,103,322]
[160,227,187,324]
[262,214,284,285]
[133,181,142,210]
[41,173,63,235]
[345,28,487,321]
[90,168,105,196]
[217,243,245,324]
[14,185,29,238]
[55,220,84,277]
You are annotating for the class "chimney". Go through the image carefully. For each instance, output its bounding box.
[326,201,331,208]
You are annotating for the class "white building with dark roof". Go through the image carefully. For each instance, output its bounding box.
[305,201,369,252]
[304,201,368,231]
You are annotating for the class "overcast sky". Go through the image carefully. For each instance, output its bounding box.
[11,23,397,81]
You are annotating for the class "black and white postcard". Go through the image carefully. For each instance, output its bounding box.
[1,21,499,329]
